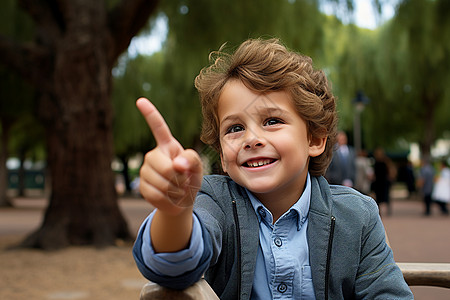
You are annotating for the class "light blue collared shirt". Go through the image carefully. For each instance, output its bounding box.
[140,174,315,299]
[247,173,315,299]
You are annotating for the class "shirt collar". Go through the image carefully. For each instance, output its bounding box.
[246,173,311,230]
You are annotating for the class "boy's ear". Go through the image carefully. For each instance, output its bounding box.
[309,135,327,157]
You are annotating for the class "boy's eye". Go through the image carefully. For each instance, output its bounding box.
[226,124,244,134]
[264,118,283,126]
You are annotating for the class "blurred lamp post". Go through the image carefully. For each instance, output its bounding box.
[353,91,369,154]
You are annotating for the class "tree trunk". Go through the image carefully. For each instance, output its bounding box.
[17,148,26,197]
[21,4,130,249]
[419,93,437,163]
[23,74,130,249]
[119,155,132,193]
[0,0,159,249]
[0,119,13,207]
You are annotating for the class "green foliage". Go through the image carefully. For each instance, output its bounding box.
[6,0,447,163]
[157,0,327,141]
[331,0,450,156]
[0,0,35,121]
[8,113,45,160]
[0,0,34,40]
[112,53,163,155]
[112,0,335,160]
[0,0,40,159]
[380,0,449,151]
[161,0,326,60]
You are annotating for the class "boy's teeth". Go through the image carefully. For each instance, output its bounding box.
[247,159,271,167]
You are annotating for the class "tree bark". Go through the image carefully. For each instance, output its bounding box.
[17,148,26,197]
[119,155,132,193]
[0,119,13,207]
[0,0,159,249]
[418,91,437,163]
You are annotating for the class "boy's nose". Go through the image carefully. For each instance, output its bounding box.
[243,132,265,150]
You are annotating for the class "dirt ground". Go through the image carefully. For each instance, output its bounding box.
[0,196,152,300]
[0,236,148,300]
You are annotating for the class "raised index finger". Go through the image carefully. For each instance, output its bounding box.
[136,98,174,147]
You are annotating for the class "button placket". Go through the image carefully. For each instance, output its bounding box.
[271,214,294,298]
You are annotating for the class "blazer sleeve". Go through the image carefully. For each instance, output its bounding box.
[354,201,413,299]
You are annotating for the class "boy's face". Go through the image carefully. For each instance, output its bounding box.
[218,79,325,202]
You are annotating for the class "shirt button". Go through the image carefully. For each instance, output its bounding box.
[277,283,287,293]
[274,237,282,247]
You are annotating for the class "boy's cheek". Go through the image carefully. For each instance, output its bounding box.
[219,138,242,173]
[220,139,241,158]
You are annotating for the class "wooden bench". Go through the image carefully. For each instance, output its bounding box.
[140,263,450,299]
[385,231,450,288]
[398,262,450,288]
[140,279,219,300]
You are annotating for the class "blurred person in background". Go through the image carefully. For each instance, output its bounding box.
[371,148,395,216]
[417,159,435,216]
[354,150,374,195]
[431,160,450,215]
[325,131,356,187]
[404,160,417,199]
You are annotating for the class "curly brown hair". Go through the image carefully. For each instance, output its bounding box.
[194,38,338,176]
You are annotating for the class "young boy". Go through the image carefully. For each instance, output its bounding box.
[133,38,413,299]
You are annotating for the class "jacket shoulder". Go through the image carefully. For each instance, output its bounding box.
[311,176,377,219]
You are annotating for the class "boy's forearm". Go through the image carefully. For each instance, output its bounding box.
[150,208,194,253]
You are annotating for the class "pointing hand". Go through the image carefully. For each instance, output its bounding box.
[136,98,203,215]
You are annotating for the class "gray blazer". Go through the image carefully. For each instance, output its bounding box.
[133,175,413,300]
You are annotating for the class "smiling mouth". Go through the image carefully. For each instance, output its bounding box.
[243,159,276,168]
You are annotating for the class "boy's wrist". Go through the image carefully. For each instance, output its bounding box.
[151,207,194,253]
[157,204,194,218]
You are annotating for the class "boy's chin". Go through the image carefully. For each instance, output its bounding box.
[240,179,278,195]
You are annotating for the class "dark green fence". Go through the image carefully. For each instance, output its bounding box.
[8,170,45,190]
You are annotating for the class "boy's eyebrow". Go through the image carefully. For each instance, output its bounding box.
[249,106,291,120]
[219,115,241,125]
[220,106,289,125]
[252,106,286,115]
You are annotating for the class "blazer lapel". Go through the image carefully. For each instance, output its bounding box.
[229,183,259,300]
[307,176,334,299]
